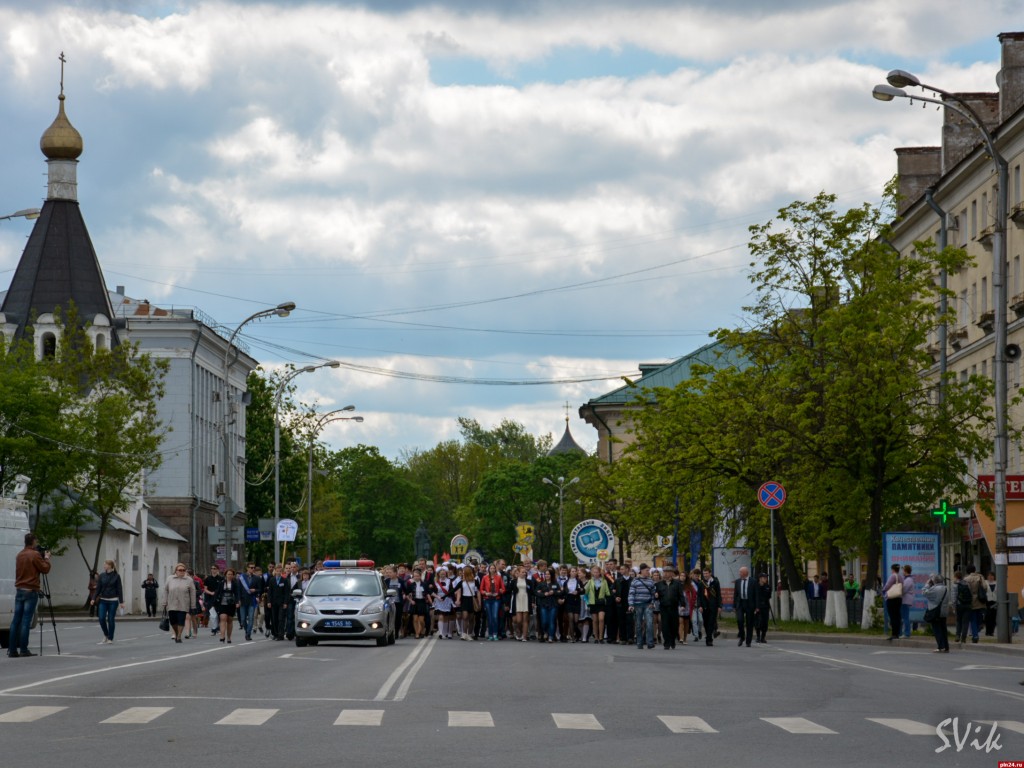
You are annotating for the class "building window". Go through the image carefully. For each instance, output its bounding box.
[94,333,106,350]
[971,282,977,322]
[41,332,56,359]
[971,200,977,239]
[981,277,987,314]
[960,289,968,327]
[960,208,968,247]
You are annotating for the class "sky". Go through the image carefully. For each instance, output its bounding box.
[0,0,1020,461]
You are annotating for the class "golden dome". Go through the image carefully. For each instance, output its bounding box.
[40,93,83,160]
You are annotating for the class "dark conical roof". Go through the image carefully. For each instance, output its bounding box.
[548,421,586,456]
[1,199,117,340]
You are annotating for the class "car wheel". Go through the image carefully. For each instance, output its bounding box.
[295,637,308,647]
[376,634,387,647]
[308,639,318,646]
[387,623,396,645]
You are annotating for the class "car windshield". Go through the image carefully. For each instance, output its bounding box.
[306,572,381,597]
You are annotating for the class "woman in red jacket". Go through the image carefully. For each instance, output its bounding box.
[480,563,506,641]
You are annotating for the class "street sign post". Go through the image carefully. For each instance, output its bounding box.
[757,481,786,603]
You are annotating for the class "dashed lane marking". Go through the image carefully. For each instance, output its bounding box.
[658,715,718,733]
[215,708,278,726]
[762,717,837,734]
[448,710,494,727]
[552,713,603,730]
[335,709,385,726]
[101,706,173,724]
[0,706,67,722]
[867,718,935,735]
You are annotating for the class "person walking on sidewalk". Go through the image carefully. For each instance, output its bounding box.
[91,560,124,644]
[628,564,657,649]
[141,573,159,617]
[162,563,197,643]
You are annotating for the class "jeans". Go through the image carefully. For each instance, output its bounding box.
[484,598,502,637]
[633,602,654,647]
[9,589,39,654]
[238,603,255,637]
[900,604,911,637]
[970,608,984,640]
[538,605,557,639]
[690,608,703,639]
[97,599,118,640]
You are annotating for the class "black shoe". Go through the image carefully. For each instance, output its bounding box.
[7,652,19,658]
[746,643,751,647]
[738,639,744,646]
[714,630,721,638]
[18,650,35,657]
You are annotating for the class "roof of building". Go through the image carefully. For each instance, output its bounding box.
[582,339,743,407]
[548,421,587,456]
[0,200,118,338]
[147,515,188,543]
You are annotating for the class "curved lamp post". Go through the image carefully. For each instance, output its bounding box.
[542,475,579,564]
[308,408,363,565]
[220,301,295,571]
[0,208,40,222]
[272,361,341,562]
[874,72,1011,643]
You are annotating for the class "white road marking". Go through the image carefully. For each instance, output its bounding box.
[448,710,494,727]
[981,720,1024,734]
[956,665,1024,671]
[776,647,1024,703]
[280,653,293,658]
[0,644,243,696]
[0,705,67,722]
[552,713,603,730]
[658,715,718,733]
[335,709,385,726]
[216,708,278,726]
[867,718,936,735]
[101,706,172,724]
[762,717,837,734]
[392,638,437,702]
[374,638,433,701]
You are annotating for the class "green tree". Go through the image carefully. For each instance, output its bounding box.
[40,309,168,576]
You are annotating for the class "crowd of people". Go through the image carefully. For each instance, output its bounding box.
[381,557,774,649]
[145,556,759,650]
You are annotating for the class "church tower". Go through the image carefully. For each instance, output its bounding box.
[0,54,117,355]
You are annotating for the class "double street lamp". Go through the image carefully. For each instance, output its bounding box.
[542,475,578,564]
[307,407,363,565]
[221,302,295,571]
[874,71,1011,643]
[273,361,341,562]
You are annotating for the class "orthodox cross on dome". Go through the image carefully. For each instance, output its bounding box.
[59,51,66,96]
[563,400,571,424]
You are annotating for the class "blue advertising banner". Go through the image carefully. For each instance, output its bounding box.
[882,532,940,622]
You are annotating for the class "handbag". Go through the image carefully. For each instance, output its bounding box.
[923,606,939,622]
[886,581,902,600]
[158,610,170,632]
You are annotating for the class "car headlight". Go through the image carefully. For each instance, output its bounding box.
[297,602,318,615]
[360,600,386,615]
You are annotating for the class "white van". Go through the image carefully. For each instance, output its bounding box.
[0,499,31,650]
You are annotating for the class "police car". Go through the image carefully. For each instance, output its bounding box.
[293,560,397,647]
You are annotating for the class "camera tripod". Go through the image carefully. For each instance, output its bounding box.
[37,572,61,655]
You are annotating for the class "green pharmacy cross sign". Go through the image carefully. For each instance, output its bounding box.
[930,499,960,525]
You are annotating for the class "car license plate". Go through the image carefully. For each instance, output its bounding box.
[324,619,353,628]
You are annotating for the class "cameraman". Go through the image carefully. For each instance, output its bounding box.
[7,533,51,658]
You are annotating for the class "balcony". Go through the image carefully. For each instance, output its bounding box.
[950,326,969,350]
[977,225,995,250]
[1012,293,1024,317]
[1012,202,1024,228]
[976,309,995,333]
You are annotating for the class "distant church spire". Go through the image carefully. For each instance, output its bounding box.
[40,51,83,200]
[548,402,586,456]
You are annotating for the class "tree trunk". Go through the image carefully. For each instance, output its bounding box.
[775,512,811,621]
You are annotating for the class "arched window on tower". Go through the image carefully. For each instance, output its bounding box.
[41,332,57,359]
[94,332,106,350]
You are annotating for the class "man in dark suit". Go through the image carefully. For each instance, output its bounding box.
[754,572,772,643]
[700,567,721,646]
[734,566,756,647]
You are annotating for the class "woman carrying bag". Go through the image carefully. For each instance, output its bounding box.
[214,568,244,643]
[162,563,197,643]
[882,564,902,640]
[922,574,950,653]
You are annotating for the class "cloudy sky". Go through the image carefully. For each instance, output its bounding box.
[0,1,1018,460]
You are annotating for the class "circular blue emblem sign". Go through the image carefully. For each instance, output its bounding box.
[570,519,616,564]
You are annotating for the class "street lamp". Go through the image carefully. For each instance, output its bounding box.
[308,408,363,565]
[273,360,341,562]
[220,301,295,571]
[0,208,41,222]
[542,475,579,564]
[874,72,1011,643]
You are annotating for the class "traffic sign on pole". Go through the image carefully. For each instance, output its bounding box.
[757,481,786,509]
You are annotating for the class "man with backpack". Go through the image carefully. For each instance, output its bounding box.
[961,564,987,644]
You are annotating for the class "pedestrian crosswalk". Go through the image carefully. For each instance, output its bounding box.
[0,704,1019,738]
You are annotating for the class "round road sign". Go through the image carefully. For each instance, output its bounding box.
[757,481,786,510]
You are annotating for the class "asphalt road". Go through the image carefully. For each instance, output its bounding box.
[2,621,1023,768]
